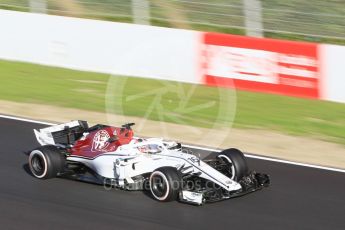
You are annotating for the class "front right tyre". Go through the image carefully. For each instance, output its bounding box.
[149,167,182,202]
[29,145,65,179]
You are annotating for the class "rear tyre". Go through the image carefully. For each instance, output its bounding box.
[29,145,65,179]
[149,167,182,202]
[217,148,248,181]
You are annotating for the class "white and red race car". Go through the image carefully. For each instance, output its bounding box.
[28,121,269,205]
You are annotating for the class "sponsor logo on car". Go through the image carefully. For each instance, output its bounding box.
[92,130,110,151]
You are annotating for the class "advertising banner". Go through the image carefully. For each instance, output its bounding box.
[202,33,320,98]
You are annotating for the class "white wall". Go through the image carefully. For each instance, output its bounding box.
[320,45,345,103]
[0,10,345,103]
[0,10,200,83]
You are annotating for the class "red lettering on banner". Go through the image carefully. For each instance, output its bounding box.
[202,33,320,99]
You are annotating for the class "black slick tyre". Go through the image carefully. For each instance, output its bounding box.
[217,148,248,181]
[28,145,65,179]
[149,167,182,202]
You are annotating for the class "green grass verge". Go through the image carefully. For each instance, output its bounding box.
[0,59,344,144]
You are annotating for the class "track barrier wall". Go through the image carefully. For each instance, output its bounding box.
[0,10,344,103]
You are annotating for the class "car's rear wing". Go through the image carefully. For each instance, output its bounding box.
[34,120,88,146]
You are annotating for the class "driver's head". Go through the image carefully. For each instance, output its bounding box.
[112,130,119,140]
[138,145,148,153]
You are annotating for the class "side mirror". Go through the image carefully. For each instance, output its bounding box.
[121,123,136,130]
[107,136,118,143]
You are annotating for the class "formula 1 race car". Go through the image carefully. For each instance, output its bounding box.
[28,121,270,205]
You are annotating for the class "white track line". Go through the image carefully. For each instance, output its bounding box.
[0,114,55,125]
[183,144,345,173]
[243,154,345,173]
[1,114,345,174]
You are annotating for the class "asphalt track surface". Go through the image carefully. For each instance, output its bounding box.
[1,117,345,230]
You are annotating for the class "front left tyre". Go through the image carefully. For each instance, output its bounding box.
[149,167,182,202]
[29,145,65,179]
[217,148,248,182]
